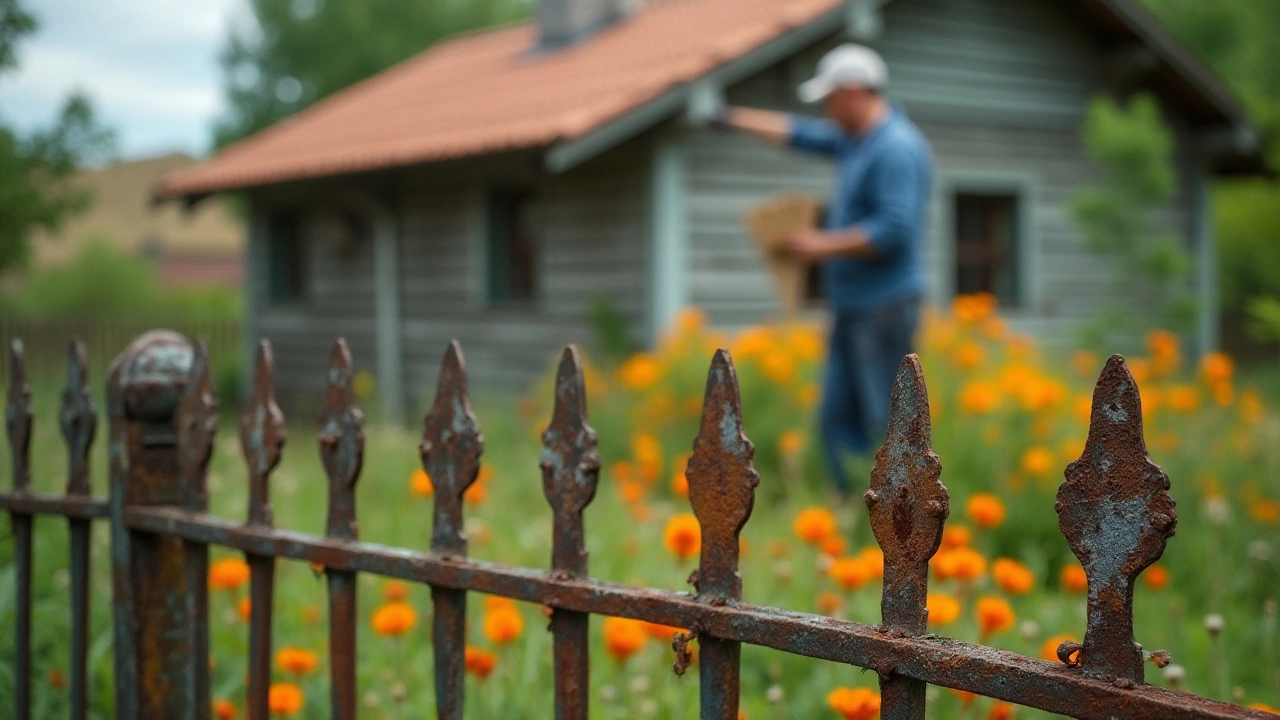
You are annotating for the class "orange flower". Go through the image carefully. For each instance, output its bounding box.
[1251,499,1280,525]
[1200,352,1234,385]
[1128,358,1150,384]
[1147,330,1181,376]
[618,354,661,390]
[992,559,1034,595]
[816,592,844,616]
[1020,447,1056,478]
[1060,564,1087,593]
[1070,350,1097,376]
[988,702,1016,720]
[941,526,971,549]
[371,602,417,637]
[214,699,237,720]
[932,547,987,582]
[465,645,497,679]
[268,683,304,716]
[827,686,882,720]
[976,596,1015,639]
[383,580,409,602]
[858,547,884,578]
[483,604,525,645]
[49,669,66,688]
[960,382,1001,415]
[779,429,806,455]
[300,605,322,624]
[762,351,796,385]
[632,432,663,473]
[237,597,252,621]
[663,514,702,562]
[1249,703,1280,715]
[798,383,820,408]
[409,468,433,496]
[966,494,1005,529]
[275,647,319,675]
[950,689,978,707]
[793,507,837,544]
[671,470,689,497]
[927,593,961,626]
[1167,385,1200,413]
[1059,438,1085,463]
[1142,563,1169,590]
[602,617,647,662]
[1241,390,1266,425]
[643,622,684,641]
[209,558,250,590]
[1041,634,1078,663]
[821,534,847,558]
[953,293,997,323]
[828,556,872,592]
[953,341,986,371]
[464,481,488,505]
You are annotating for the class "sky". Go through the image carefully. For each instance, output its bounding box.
[0,0,249,160]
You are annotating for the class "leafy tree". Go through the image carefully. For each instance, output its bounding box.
[214,0,529,148]
[0,0,114,275]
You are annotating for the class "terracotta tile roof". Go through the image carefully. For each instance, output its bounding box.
[158,0,843,198]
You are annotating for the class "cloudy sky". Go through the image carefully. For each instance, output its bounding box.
[0,0,249,159]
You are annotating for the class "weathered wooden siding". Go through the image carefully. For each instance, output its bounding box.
[686,0,1199,340]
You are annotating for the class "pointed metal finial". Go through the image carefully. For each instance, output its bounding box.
[241,340,286,527]
[1057,355,1176,684]
[318,339,364,541]
[422,341,483,556]
[60,340,97,496]
[540,345,601,577]
[176,340,218,511]
[7,339,32,492]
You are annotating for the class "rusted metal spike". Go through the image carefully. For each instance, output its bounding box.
[1057,355,1176,685]
[318,339,365,541]
[687,349,758,602]
[60,340,97,496]
[7,339,32,492]
[540,345,601,577]
[421,340,484,557]
[176,340,218,511]
[866,354,947,635]
[241,340,286,528]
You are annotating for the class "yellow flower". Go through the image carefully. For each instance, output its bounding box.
[779,430,806,456]
[959,382,1001,415]
[761,351,795,385]
[731,327,772,359]
[274,647,319,675]
[209,558,250,590]
[371,602,417,637]
[789,326,824,362]
[268,683,304,717]
[927,593,961,626]
[663,514,702,561]
[1059,438,1085,463]
[618,354,661,391]
[1020,447,1056,477]
[793,507,837,545]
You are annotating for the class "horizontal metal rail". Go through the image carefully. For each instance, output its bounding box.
[0,493,109,519]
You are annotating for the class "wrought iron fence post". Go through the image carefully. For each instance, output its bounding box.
[108,331,209,719]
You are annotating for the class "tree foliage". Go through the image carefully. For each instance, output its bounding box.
[214,0,529,148]
[0,0,114,275]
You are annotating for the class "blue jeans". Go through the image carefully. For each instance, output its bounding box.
[820,299,921,493]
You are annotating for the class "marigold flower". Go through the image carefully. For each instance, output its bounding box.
[816,591,844,616]
[602,617,647,662]
[793,507,837,545]
[464,482,488,505]
[675,307,706,335]
[409,468,433,496]
[268,683,304,716]
[1072,395,1092,425]
[1248,703,1280,715]
[826,686,881,720]
[933,547,987,582]
[790,326,824,362]
[371,602,417,637]
[671,470,689,497]
[762,351,796,385]
[1251,499,1280,525]
[642,622,684,641]
[619,481,645,504]
[953,341,985,370]
[1167,385,1200,413]
[989,702,1016,720]
[960,382,1001,415]
[1041,634,1079,663]
[1020,447,1056,477]
[953,293,997,323]
[209,558,250,590]
[483,605,525,645]
[820,534,847,558]
[663,513,702,562]
[465,645,497,679]
[1060,438,1085,463]
[1142,563,1169,590]
[976,596,1016,639]
[927,593,961,626]
[1060,564,1088,593]
[383,580,409,602]
[941,526,971,549]
[828,556,872,592]
[1070,350,1097,376]
[1241,390,1265,425]
[618,354,661,390]
[732,327,773,359]
[1211,382,1234,407]
[214,699,237,720]
[49,669,66,688]
[1199,351,1234,385]
[966,494,1006,529]
[632,432,663,470]
[779,429,806,456]
[992,558,1034,595]
[300,605,321,624]
[858,547,884,578]
[237,597,252,621]
[275,647,319,675]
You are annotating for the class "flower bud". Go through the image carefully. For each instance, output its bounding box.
[1163,664,1185,688]
[767,684,785,704]
[1204,614,1225,637]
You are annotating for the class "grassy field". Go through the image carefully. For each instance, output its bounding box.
[2,301,1279,719]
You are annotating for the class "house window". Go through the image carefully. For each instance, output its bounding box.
[266,210,307,302]
[954,192,1020,307]
[486,184,538,306]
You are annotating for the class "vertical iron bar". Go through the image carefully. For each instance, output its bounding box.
[422,341,484,720]
[241,341,285,720]
[318,340,364,720]
[539,347,601,720]
[60,340,97,720]
[865,355,948,720]
[7,339,33,720]
[685,350,758,720]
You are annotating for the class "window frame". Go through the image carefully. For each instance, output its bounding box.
[264,208,309,306]
[483,180,542,309]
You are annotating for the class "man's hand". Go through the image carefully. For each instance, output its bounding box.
[781,229,833,262]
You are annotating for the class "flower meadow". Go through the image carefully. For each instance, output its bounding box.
[2,295,1280,719]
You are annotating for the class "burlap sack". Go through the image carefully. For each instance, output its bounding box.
[744,195,822,318]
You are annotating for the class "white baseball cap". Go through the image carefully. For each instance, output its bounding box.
[797,44,888,103]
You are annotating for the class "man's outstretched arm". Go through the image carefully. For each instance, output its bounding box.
[714,106,792,145]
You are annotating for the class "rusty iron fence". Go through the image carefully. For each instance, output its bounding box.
[0,330,1272,720]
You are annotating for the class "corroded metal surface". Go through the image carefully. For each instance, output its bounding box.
[686,350,758,720]
[1057,355,1177,685]
[7,339,32,491]
[539,346,601,720]
[7,339,33,720]
[240,340,285,720]
[422,341,484,720]
[60,341,97,720]
[316,339,364,720]
[866,355,947,720]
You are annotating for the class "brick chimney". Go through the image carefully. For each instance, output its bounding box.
[537,0,636,49]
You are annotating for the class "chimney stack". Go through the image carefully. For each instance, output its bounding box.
[537,0,634,49]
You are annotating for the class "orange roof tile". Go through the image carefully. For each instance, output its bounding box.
[159,0,842,198]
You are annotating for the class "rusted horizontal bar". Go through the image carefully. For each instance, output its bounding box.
[126,506,1265,720]
[0,493,109,519]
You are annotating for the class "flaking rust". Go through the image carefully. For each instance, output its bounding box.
[318,339,364,541]
[422,341,484,557]
[1057,355,1176,684]
[241,340,285,528]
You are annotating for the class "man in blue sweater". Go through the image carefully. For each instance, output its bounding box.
[713,44,935,493]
